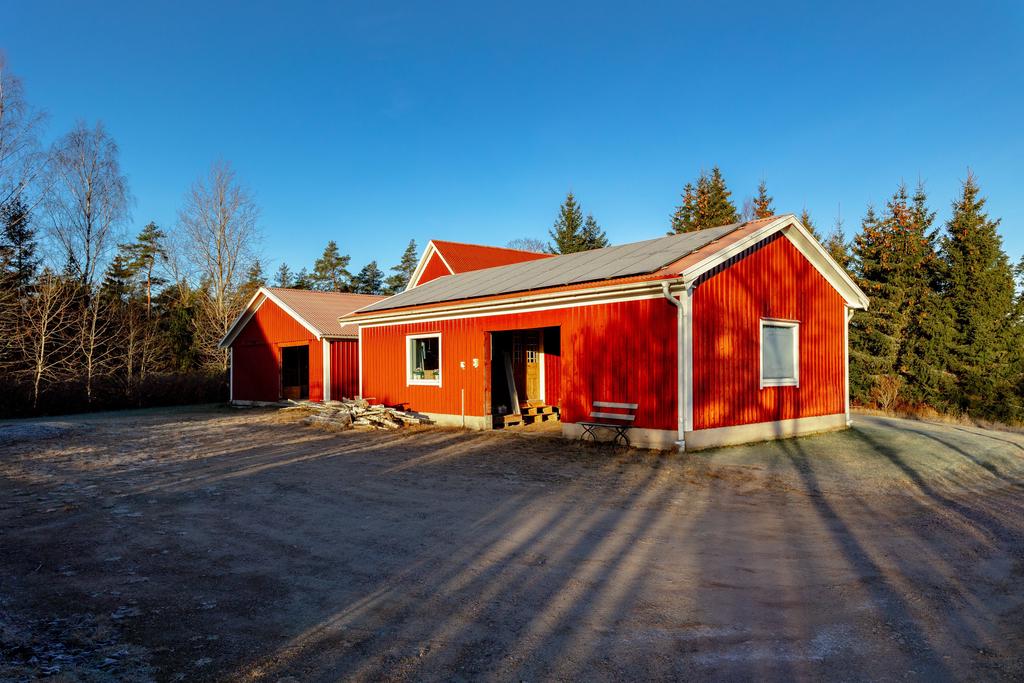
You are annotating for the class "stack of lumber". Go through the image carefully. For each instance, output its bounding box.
[282,399,427,430]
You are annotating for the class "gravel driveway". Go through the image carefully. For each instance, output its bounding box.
[1,406,1022,681]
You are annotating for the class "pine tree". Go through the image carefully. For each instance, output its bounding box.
[385,239,418,293]
[0,196,39,290]
[275,263,292,288]
[938,172,1019,420]
[581,213,609,250]
[669,167,738,233]
[548,192,586,253]
[352,261,384,294]
[123,222,167,315]
[752,180,774,219]
[799,208,821,240]
[311,240,352,292]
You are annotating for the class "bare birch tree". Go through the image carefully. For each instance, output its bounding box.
[0,54,48,209]
[177,160,260,369]
[17,272,76,408]
[45,121,130,288]
[44,121,131,402]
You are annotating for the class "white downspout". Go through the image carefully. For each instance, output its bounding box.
[662,281,686,450]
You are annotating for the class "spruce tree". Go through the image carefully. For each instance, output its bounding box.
[670,183,698,234]
[292,268,314,290]
[101,252,136,301]
[385,239,418,293]
[311,240,352,292]
[275,263,292,288]
[0,196,39,290]
[938,173,1018,419]
[849,184,951,409]
[237,259,266,303]
[799,208,821,240]
[352,261,384,294]
[549,192,586,253]
[581,213,609,250]
[669,167,738,233]
[752,180,774,219]
[823,216,850,269]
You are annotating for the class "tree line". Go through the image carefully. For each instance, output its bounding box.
[0,59,423,418]
[532,167,1024,424]
[2,53,1021,424]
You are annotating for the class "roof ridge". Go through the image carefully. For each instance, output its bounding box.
[431,239,552,256]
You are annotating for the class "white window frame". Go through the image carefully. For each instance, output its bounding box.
[406,333,442,386]
[759,318,800,389]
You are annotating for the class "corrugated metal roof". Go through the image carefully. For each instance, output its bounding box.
[358,222,744,313]
[430,240,553,273]
[265,288,386,336]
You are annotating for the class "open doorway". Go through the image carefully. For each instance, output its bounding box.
[281,344,309,400]
[490,327,560,427]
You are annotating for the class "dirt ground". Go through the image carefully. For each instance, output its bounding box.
[1,406,1022,682]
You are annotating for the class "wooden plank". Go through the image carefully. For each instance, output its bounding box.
[594,401,638,409]
[590,412,636,421]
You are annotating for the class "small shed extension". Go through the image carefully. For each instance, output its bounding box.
[219,287,385,404]
[406,240,553,288]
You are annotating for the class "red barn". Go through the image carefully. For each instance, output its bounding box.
[406,239,553,288]
[344,215,869,450]
[220,287,386,403]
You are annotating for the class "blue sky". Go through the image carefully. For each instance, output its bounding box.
[4,1,1023,274]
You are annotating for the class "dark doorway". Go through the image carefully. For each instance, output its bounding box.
[489,327,561,427]
[281,345,309,400]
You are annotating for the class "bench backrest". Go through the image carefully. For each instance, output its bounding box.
[590,401,638,422]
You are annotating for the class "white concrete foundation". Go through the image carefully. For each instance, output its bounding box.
[683,412,849,451]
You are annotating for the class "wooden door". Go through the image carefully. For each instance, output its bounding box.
[524,332,541,403]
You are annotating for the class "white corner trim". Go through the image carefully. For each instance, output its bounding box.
[683,283,694,432]
[322,340,331,402]
[229,346,234,402]
[406,332,443,387]
[845,307,853,425]
[406,241,454,290]
[759,318,800,389]
[358,326,364,399]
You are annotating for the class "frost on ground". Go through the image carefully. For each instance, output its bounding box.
[0,406,1022,681]
[0,422,86,447]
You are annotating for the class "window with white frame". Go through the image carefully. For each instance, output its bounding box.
[760,319,799,387]
[407,334,441,385]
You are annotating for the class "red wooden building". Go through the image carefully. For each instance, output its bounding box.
[406,239,553,288]
[220,287,386,403]
[344,215,868,450]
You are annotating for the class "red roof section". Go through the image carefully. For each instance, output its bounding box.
[431,240,553,274]
[264,288,386,337]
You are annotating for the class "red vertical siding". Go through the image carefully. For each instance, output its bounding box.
[692,234,845,429]
[330,339,360,400]
[416,252,453,286]
[542,327,561,407]
[231,298,324,402]
[360,298,677,430]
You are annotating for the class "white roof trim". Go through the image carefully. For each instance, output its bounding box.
[218,286,325,348]
[679,214,869,310]
[406,241,454,290]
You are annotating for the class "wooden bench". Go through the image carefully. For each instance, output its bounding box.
[579,401,638,447]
